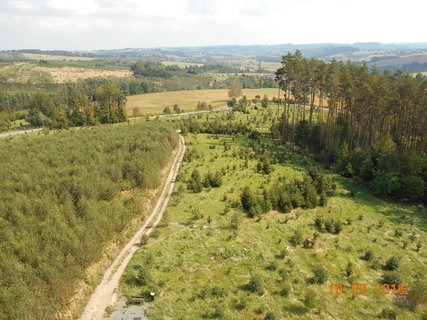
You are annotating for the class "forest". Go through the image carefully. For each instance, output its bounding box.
[0,122,178,320]
[271,51,427,202]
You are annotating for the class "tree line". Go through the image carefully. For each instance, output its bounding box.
[272,51,426,202]
[0,82,127,130]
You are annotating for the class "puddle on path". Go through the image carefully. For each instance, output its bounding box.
[109,301,146,320]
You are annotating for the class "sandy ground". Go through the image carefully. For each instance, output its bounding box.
[79,134,185,320]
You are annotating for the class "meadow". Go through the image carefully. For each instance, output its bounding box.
[126,88,278,115]
[120,105,426,320]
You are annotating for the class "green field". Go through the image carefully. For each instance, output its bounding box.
[127,88,279,115]
[119,106,426,320]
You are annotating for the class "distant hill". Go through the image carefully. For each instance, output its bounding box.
[3,42,427,73]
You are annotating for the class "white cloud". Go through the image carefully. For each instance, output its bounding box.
[0,0,426,50]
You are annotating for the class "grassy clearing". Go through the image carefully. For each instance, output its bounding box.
[120,108,426,319]
[126,88,278,115]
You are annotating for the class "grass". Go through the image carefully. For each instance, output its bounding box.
[119,107,426,319]
[0,119,32,133]
[126,88,279,115]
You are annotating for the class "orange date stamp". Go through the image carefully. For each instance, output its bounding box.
[329,283,407,295]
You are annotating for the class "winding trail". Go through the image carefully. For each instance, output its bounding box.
[80,134,186,320]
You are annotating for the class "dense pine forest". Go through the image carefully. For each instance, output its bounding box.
[272,51,426,202]
[0,123,178,320]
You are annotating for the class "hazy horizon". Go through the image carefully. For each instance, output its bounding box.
[1,0,426,51]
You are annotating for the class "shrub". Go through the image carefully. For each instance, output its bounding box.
[140,235,149,246]
[303,289,317,310]
[290,191,305,208]
[370,259,382,270]
[324,219,333,233]
[187,169,203,193]
[314,216,324,232]
[345,262,354,277]
[304,184,319,208]
[277,192,292,213]
[266,261,278,271]
[408,279,427,306]
[230,212,241,229]
[240,186,264,217]
[248,274,264,294]
[204,171,223,188]
[191,207,202,220]
[211,286,227,297]
[370,171,399,196]
[384,256,400,271]
[394,229,403,237]
[398,175,425,201]
[265,311,277,320]
[212,304,225,318]
[382,271,402,286]
[276,249,288,259]
[362,249,374,261]
[312,266,329,284]
[289,230,303,246]
[333,220,343,234]
[379,308,397,319]
[280,284,291,297]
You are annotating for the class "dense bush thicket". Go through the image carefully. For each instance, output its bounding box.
[187,169,223,192]
[241,167,335,217]
[172,115,252,135]
[272,51,427,202]
[0,122,178,320]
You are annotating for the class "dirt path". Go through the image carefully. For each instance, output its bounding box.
[0,127,44,138]
[80,134,185,320]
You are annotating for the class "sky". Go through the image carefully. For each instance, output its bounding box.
[0,0,426,50]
